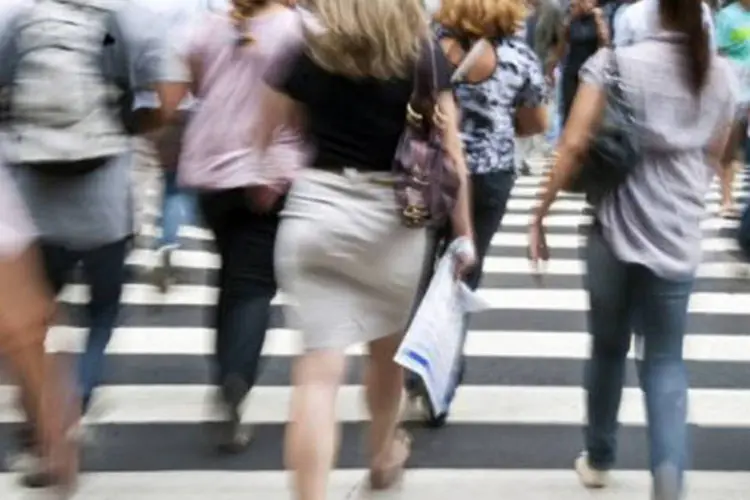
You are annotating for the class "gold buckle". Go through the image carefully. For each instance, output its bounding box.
[406,103,423,127]
[403,204,428,225]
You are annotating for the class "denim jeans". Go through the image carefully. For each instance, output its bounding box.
[40,238,129,412]
[546,72,562,144]
[584,225,692,491]
[199,189,280,399]
[406,170,516,414]
[158,170,195,249]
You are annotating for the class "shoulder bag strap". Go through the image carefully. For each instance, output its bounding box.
[407,38,438,130]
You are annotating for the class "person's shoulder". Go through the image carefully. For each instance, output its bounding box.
[110,0,164,32]
[622,0,648,17]
[717,2,741,18]
[503,36,539,63]
[709,55,740,103]
[713,53,740,84]
[0,0,32,24]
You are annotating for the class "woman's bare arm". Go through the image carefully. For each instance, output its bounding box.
[437,91,473,240]
[593,8,611,47]
[535,81,606,220]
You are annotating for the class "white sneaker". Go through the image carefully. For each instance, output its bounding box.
[652,463,681,500]
[574,451,610,488]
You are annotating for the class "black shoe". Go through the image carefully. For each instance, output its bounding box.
[21,469,59,489]
[216,376,251,454]
[519,161,532,176]
[5,426,38,473]
[154,247,176,293]
[405,378,448,428]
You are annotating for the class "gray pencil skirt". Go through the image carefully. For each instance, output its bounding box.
[275,168,429,351]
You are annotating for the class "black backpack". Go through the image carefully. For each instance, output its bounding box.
[566,50,641,205]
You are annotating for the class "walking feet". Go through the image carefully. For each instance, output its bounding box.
[369,428,412,491]
[216,375,252,454]
[153,246,177,293]
[574,451,610,489]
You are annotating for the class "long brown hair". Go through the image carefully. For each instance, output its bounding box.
[659,0,710,94]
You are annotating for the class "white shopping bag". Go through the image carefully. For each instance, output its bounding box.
[394,242,489,416]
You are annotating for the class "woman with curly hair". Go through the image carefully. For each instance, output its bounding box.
[405,0,548,426]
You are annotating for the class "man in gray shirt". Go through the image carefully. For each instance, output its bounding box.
[0,0,177,488]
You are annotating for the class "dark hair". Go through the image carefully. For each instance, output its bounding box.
[660,0,710,94]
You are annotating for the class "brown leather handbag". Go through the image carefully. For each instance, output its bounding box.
[392,40,460,229]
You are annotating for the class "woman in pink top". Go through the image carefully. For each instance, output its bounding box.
[0,163,77,489]
[163,0,305,453]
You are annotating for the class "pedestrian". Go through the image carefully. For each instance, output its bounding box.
[0,0,185,485]
[163,0,307,453]
[715,0,750,218]
[405,0,548,427]
[530,0,737,497]
[255,0,473,497]
[517,0,564,174]
[0,161,78,492]
[555,0,610,126]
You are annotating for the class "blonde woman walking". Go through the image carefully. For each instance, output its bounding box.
[256,0,473,498]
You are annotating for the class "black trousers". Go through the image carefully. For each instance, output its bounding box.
[405,171,516,418]
[199,189,283,399]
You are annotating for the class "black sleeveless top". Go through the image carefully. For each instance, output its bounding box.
[564,14,600,79]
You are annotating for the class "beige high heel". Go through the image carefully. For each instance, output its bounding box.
[368,428,412,491]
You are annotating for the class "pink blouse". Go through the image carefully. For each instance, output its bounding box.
[177,9,308,190]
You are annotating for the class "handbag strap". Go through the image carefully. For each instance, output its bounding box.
[607,48,626,100]
[409,38,439,109]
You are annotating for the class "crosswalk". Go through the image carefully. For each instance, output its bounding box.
[2,169,750,499]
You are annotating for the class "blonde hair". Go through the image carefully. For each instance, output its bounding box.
[305,0,429,80]
[435,0,527,39]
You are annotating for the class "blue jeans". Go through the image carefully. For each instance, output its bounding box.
[199,189,281,400]
[545,74,562,144]
[40,239,129,412]
[158,170,195,249]
[584,225,692,490]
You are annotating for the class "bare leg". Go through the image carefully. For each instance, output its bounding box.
[365,333,409,477]
[285,349,347,500]
[720,122,741,218]
[0,248,78,491]
[5,343,78,490]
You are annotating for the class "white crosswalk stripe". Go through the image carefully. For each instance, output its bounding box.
[2,163,749,499]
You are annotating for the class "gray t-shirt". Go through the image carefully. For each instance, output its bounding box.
[581,34,738,279]
[0,1,172,250]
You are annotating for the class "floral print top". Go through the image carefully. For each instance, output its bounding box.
[436,27,547,175]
